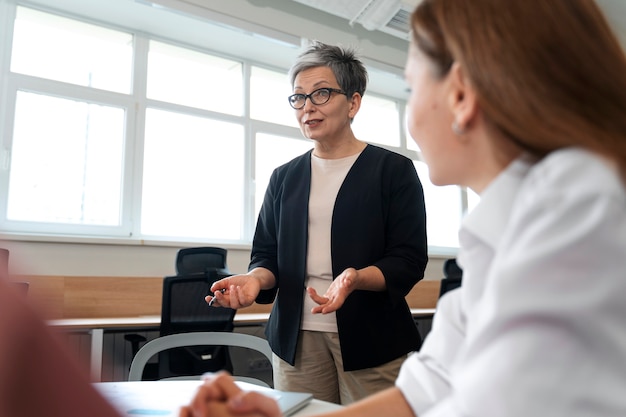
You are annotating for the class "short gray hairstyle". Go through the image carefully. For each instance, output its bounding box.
[288,40,368,98]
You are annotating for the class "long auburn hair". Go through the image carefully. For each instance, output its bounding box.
[411,0,626,179]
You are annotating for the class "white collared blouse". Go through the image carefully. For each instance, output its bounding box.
[397,148,626,417]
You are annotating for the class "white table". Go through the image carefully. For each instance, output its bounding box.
[95,380,343,416]
[51,308,436,381]
[49,313,270,381]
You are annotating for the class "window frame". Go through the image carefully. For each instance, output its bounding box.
[0,1,468,255]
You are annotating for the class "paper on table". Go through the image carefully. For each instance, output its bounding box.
[95,380,313,417]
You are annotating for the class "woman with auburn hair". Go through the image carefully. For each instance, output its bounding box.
[180,1,626,416]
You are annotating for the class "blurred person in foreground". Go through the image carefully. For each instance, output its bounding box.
[0,276,122,417]
[181,0,626,416]
[207,41,428,405]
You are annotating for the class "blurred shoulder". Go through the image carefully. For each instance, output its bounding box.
[525,147,625,199]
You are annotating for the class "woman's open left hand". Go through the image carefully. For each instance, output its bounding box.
[308,267,358,314]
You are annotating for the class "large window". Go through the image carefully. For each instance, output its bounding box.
[141,109,245,240]
[8,92,125,227]
[147,41,243,116]
[352,95,401,147]
[10,7,133,93]
[254,133,313,216]
[0,3,472,253]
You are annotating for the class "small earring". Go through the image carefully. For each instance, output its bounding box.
[451,120,466,135]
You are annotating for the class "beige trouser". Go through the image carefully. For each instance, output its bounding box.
[272,330,406,405]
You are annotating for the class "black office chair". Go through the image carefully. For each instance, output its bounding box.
[158,270,236,378]
[0,248,28,294]
[175,246,229,277]
[126,247,236,380]
[0,248,9,276]
[439,258,463,298]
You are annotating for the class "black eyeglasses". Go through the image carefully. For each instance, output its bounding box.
[287,87,347,109]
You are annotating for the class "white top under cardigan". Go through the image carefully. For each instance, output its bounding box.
[396,148,626,417]
[302,152,360,332]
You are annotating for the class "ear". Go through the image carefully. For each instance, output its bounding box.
[447,62,478,130]
[348,92,362,119]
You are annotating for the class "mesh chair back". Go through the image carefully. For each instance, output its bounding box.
[158,265,236,378]
[12,281,29,295]
[439,258,463,298]
[0,248,8,276]
[162,272,235,335]
[175,247,228,276]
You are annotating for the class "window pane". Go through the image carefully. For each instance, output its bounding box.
[255,133,312,215]
[11,7,132,93]
[250,66,296,127]
[405,105,420,151]
[147,41,243,115]
[141,109,245,240]
[466,188,481,215]
[8,92,125,225]
[352,95,400,146]
[414,160,461,248]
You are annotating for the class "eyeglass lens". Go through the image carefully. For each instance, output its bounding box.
[289,88,334,109]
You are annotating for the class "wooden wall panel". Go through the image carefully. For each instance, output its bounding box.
[16,275,162,319]
[63,276,163,318]
[18,275,65,319]
[16,275,440,319]
[405,279,440,309]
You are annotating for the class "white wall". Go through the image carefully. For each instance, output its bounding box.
[3,239,447,280]
[3,240,249,277]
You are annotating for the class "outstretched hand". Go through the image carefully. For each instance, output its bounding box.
[308,267,359,314]
[179,372,282,417]
[206,274,262,309]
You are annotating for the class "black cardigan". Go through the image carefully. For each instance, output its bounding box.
[250,144,428,371]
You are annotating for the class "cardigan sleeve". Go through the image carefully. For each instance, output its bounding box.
[374,153,428,301]
[250,167,280,304]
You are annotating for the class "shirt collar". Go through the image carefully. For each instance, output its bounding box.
[459,156,533,253]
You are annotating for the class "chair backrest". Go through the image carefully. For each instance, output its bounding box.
[0,248,9,276]
[439,258,463,298]
[1,248,28,295]
[158,257,236,379]
[12,281,29,295]
[124,247,236,380]
[159,272,236,378]
[175,247,229,276]
[128,332,273,387]
[161,272,235,336]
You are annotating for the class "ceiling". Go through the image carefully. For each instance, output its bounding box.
[23,0,626,101]
[293,0,626,47]
[292,0,420,41]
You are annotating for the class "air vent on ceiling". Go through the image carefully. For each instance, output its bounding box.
[293,0,418,41]
[379,4,412,40]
